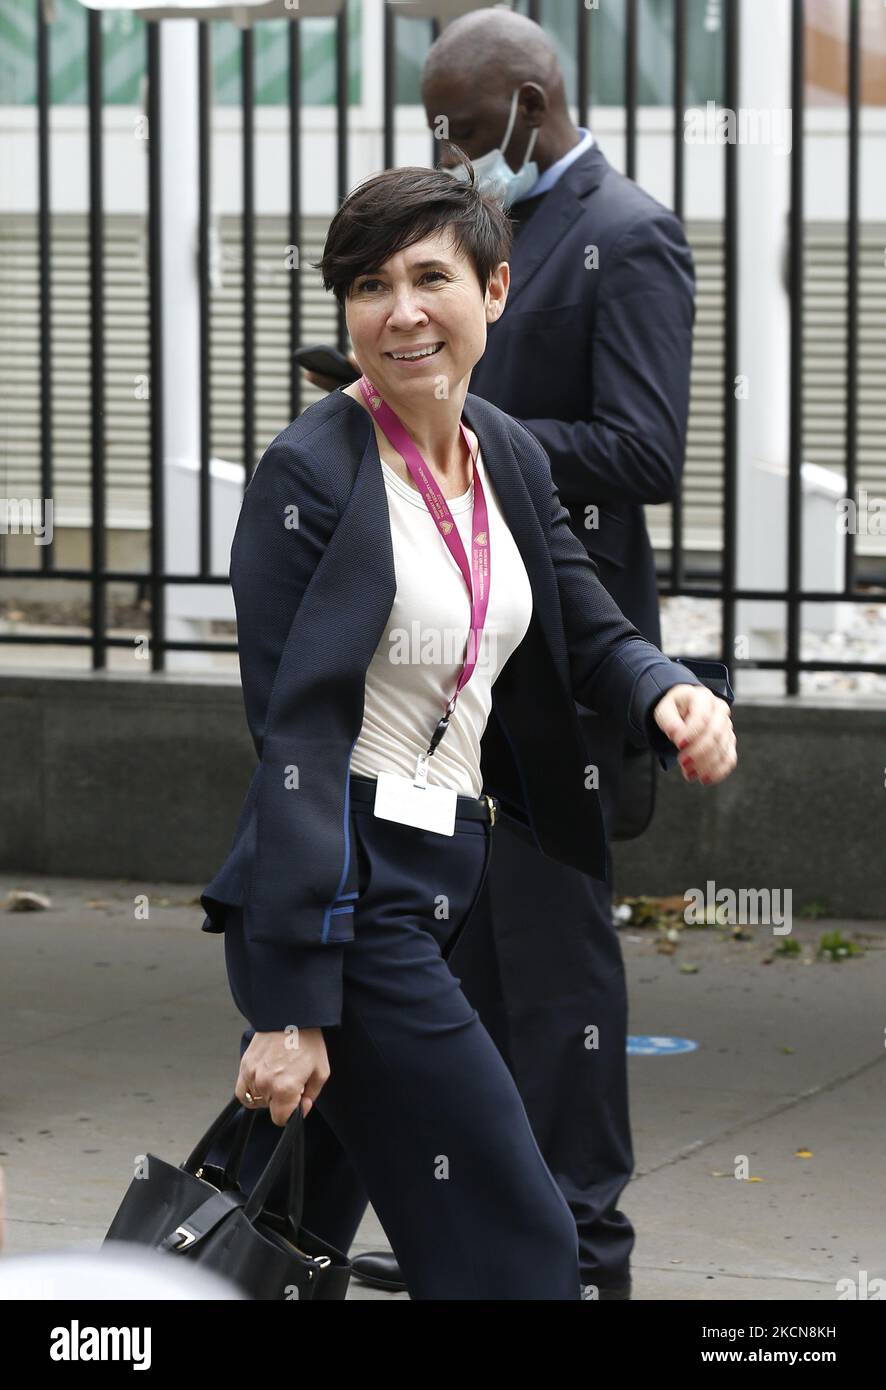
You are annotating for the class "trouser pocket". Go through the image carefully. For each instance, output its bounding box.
[441,824,492,963]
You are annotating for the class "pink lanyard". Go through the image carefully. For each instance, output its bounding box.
[358,374,491,763]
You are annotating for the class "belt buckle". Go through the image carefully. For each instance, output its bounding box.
[484,794,497,827]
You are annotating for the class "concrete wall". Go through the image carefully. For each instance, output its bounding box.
[612,695,886,920]
[1,671,883,919]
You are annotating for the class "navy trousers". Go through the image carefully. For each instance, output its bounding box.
[454,809,635,1288]
[217,777,581,1300]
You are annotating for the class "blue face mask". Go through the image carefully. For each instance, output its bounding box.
[446,89,540,210]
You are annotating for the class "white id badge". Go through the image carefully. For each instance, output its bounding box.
[373,771,458,835]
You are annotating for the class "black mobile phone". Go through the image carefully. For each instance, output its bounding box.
[294,344,359,384]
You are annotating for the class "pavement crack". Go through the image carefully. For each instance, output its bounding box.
[633,1050,886,1178]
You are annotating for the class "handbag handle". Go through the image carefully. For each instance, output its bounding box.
[217,1106,258,1188]
[183,1095,306,1231]
[227,1107,305,1233]
[181,1096,262,1192]
[182,1094,246,1174]
[243,1100,306,1229]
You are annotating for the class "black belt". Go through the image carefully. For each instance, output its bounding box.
[348,772,497,826]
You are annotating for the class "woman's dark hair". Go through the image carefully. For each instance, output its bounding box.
[314,144,512,306]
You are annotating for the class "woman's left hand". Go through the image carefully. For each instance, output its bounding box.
[652,683,737,786]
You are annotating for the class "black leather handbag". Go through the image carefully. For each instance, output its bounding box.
[102,1095,351,1300]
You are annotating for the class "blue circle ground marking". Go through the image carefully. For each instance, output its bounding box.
[627,1035,699,1056]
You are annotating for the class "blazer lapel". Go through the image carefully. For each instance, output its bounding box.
[265,415,398,732]
[460,392,571,690]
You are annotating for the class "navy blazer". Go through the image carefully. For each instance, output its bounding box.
[199,386,706,1030]
[469,141,695,647]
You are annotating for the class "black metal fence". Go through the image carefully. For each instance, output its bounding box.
[1,0,881,693]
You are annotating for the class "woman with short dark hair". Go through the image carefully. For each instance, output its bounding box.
[202,151,736,1300]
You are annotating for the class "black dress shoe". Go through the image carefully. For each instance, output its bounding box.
[350,1250,407,1292]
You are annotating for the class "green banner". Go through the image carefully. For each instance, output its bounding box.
[0,0,363,105]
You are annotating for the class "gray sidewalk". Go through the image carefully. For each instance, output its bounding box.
[2,872,884,1301]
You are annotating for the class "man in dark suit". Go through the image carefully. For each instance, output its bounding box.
[219,9,697,1300]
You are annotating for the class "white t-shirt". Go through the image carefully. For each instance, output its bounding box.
[350,446,534,798]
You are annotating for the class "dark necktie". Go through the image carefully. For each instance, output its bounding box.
[508,190,549,241]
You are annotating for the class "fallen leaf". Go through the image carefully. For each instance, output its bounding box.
[5,890,51,912]
[655,895,688,913]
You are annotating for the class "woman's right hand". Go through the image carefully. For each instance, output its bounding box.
[236,1026,330,1126]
